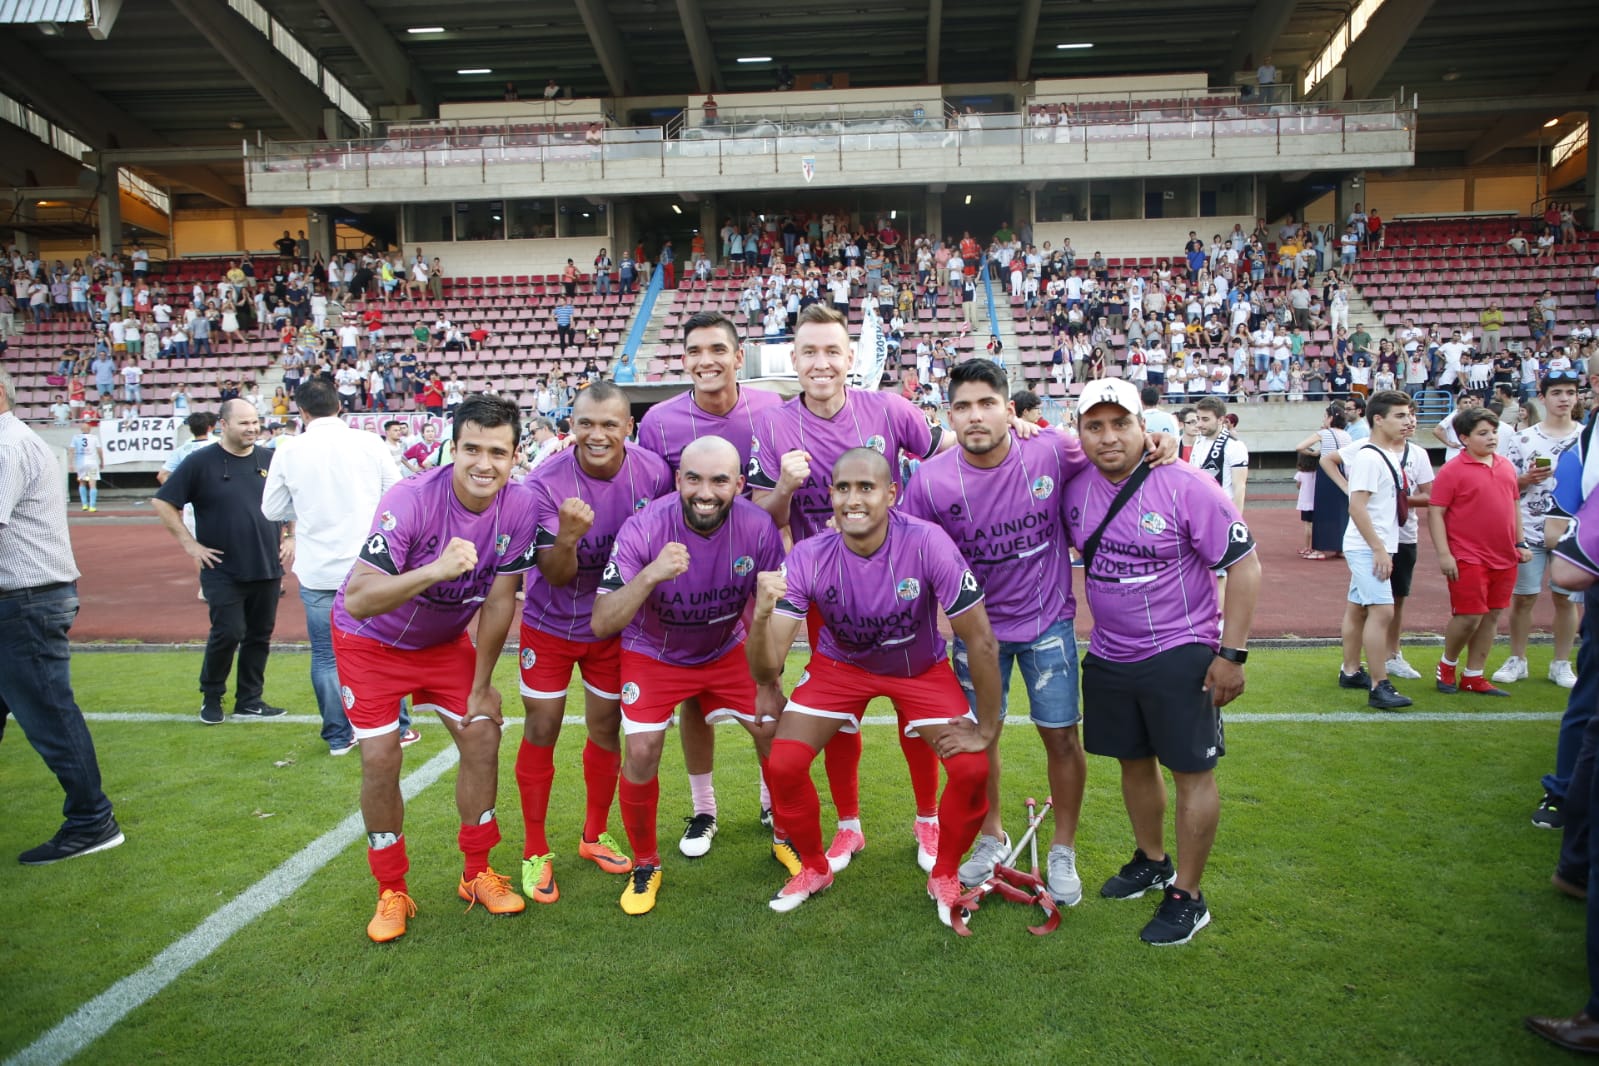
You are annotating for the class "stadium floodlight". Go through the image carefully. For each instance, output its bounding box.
[1055,42,1093,50]
[457,68,492,75]
[737,56,772,63]
[407,26,445,34]
[671,204,683,215]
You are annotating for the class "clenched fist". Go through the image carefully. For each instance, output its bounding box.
[777,450,812,494]
[556,497,595,541]
[434,536,479,580]
[754,570,788,617]
[647,541,691,583]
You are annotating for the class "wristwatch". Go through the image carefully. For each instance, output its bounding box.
[1217,646,1248,664]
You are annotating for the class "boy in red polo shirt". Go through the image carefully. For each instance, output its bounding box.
[1427,406,1533,696]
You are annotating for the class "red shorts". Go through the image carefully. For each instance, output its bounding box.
[1447,561,1517,615]
[618,646,760,735]
[518,622,620,701]
[786,654,976,737]
[332,626,475,739]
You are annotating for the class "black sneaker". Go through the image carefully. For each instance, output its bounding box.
[1338,667,1372,689]
[678,813,718,858]
[234,701,287,719]
[199,699,224,725]
[1367,679,1413,711]
[1533,792,1565,830]
[760,807,774,830]
[1100,848,1176,900]
[1140,887,1211,945]
[19,818,125,865]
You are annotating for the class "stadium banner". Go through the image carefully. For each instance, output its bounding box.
[101,415,178,466]
[345,413,449,438]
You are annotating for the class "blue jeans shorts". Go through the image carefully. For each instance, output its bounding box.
[953,617,1080,728]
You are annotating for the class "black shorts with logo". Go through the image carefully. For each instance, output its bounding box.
[1081,643,1225,773]
[1390,542,1418,599]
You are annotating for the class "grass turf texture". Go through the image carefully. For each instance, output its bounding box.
[0,647,1585,1064]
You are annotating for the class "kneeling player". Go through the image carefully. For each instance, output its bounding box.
[591,437,788,914]
[334,395,539,942]
[748,448,1003,925]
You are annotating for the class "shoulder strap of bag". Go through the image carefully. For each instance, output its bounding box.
[1081,461,1154,577]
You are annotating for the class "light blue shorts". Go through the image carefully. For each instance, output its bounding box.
[953,617,1080,728]
[1346,547,1395,606]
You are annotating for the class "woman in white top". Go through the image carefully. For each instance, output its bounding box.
[220,300,245,347]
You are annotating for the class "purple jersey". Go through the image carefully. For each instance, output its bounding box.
[775,510,983,677]
[1061,461,1255,662]
[747,389,941,542]
[636,385,785,476]
[903,429,1089,642]
[597,495,786,665]
[332,466,539,650]
[519,444,672,641]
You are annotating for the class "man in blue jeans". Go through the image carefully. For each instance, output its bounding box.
[261,379,416,754]
[0,367,123,864]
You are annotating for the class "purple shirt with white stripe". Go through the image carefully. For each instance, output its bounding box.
[902,428,1088,643]
[519,444,673,642]
[775,510,983,677]
[636,385,785,476]
[1060,461,1255,662]
[597,495,786,665]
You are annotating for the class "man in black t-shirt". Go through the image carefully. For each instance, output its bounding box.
[153,399,291,724]
[275,230,297,265]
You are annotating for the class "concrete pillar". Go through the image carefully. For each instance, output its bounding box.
[699,197,717,264]
[1333,173,1362,230]
[1586,107,1599,233]
[924,190,943,241]
[97,167,122,255]
[612,200,635,260]
[306,209,335,261]
[8,200,37,256]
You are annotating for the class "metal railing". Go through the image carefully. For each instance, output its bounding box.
[245,98,1415,192]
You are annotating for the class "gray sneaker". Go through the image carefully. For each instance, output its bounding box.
[1047,844,1083,907]
[957,833,1011,887]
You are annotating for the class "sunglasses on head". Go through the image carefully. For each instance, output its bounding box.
[1545,370,1582,383]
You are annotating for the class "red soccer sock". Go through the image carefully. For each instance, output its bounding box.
[899,728,942,818]
[822,729,862,821]
[367,836,410,896]
[618,774,661,867]
[932,751,990,880]
[514,740,556,858]
[582,739,622,841]
[759,756,786,839]
[458,819,501,881]
[769,738,828,873]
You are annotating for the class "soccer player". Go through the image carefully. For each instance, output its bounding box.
[1186,396,1248,512]
[1063,379,1260,945]
[333,395,540,943]
[902,361,1174,904]
[69,417,102,512]
[749,448,1002,926]
[513,382,673,904]
[748,303,948,875]
[636,310,785,855]
[590,437,787,913]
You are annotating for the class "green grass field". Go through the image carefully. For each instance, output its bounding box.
[0,648,1587,1064]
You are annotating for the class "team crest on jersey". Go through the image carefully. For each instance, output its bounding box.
[495,533,511,556]
[635,497,649,512]
[1140,511,1168,535]
[521,648,536,670]
[621,682,641,705]
[960,570,980,594]
[379,510,397,531]
[602,560,621,583]
[896,578,921,600]
[1031,476,1055,500]
[866,435,887,454]
[1229,521,1250,544]
[733,555,755,577]
[365,533,389,556]
[749,437,761,454]
[340,685,355,710]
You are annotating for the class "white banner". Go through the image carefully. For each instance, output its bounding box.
[344,413,448,438]
[100,416,178,466]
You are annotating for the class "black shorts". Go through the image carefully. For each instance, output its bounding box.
[1081,644,1224,773]
[1390,542,1418,598]
[1300,509,1314,523]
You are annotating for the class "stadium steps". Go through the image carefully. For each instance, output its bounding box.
[637,290,677,355]
[986,296,1023,380]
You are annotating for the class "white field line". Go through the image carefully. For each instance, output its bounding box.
[83,710,1563,727]
[5,742,461,1066]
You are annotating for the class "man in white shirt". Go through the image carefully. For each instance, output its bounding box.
[1494,370,1584,689]
[260,379,414,756]
[1186,396,1248,511]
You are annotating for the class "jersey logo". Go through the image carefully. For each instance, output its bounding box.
[621,682,641,705]
[379,510,397,531]
[495,533,511,556]
[948,502,963,518]
[749,436,760,454]
[1229,521,1250,544]
[602,560,621,583]
[1140,512,1168,535]
[749,454,765,479]
[866,434,887,454]
[960,570,980,595]
[896,578,921,600]
[521,648,536,670]
[733,555,755,577]
[1031,475,1055,500]
[340,685,355,710]
[365,533,389,556]
[635,497,649,512]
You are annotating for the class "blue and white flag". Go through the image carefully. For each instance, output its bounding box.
[852,304,888,391]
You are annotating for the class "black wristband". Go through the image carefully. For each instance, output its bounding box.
[1217,646,1248,664]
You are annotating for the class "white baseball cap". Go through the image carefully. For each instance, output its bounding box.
[1076,378,1144,415]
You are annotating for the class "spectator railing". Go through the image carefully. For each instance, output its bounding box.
[622,265,664,359]
[245,98,1415,197]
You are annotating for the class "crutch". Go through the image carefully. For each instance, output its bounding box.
[950,796,1062,937]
